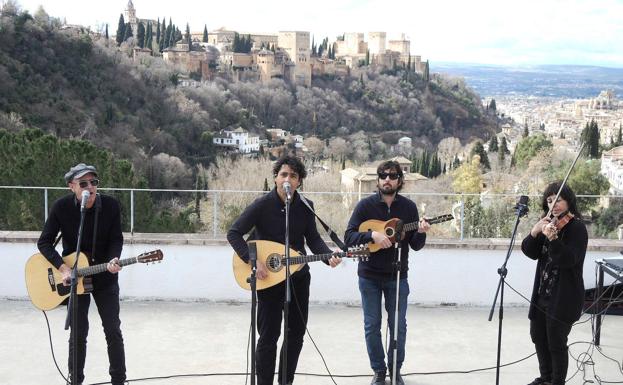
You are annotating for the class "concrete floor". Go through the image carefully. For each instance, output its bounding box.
[2,299,622,385]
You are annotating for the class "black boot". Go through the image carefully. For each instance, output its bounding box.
[527,378,552,385]
[370,370,386,385]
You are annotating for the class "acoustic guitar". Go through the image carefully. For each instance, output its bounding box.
[232,240,369,291]
[25,249,163,311]
[359,214,454,252]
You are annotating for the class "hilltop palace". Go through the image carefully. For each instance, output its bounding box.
[123,0,425,87]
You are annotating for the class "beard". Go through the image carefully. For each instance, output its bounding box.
[379,183,398,195]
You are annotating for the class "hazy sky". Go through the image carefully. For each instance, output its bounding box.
[12,0,623,68]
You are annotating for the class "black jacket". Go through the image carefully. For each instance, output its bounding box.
[344,191,426,280]
[227,188,332,271]
[37,193,124,288]
[521,217,587,323]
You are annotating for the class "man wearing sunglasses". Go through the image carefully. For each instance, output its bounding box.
[345,160,430,385]
[37,163,126,385]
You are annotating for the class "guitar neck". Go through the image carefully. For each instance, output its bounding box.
[287,251,343,265]
[77,257,137,277]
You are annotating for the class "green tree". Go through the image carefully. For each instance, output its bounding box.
[470,141,490,170]
[156,17,160,43]
[488,135,498,152]
[596,204,623,236]
[423,60,430,83]
[202,24,208,42]
[617,123,622,145]
[488,99,496,112]
[115,14,125,46]
[122,22,133,42]
[185,23,191,51]
[523,122,529,138]
[514,133,553,167]
[105,24,108,40]
[136,22,145,48]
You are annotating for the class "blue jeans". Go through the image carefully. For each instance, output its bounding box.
[359,276,410,373]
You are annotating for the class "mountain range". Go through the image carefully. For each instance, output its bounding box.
[433,63,623,99]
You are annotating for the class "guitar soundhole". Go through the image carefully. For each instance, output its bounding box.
[385,227,395,237]
[266,254,283,273]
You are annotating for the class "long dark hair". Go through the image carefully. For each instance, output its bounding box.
[541,181,581,219]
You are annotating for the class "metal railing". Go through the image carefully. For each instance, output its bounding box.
[1,186,621,240]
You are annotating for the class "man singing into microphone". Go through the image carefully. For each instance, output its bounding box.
[37,163,126,385]
[227,155,341,385]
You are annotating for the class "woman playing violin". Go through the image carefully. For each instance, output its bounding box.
[521,181,588,385]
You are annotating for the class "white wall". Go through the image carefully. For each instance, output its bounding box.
[5,241,621,306]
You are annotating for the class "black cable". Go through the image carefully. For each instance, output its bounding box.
[42,310,69,384]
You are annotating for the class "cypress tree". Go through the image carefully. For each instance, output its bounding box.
[523,123,529,138]
[588,119,600,158]
[203,24,208,42]
[470,141,490,170]
[116,14,125,46]
[105,24,109,40]
[185,23,191,51]
[156,17,160,42]
[488,135,498,152]
[122,23,133,42]
[617,124,622,145]
[136,22,145,48]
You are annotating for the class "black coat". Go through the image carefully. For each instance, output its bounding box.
[521,217,587,323]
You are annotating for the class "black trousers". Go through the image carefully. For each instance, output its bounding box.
[530,306,572,385]
[68,282,126,385]
[256,270,310,385]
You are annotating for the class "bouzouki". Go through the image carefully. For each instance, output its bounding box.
[25,249,163,311]
[232,240,369,291]
[359,214,454,252]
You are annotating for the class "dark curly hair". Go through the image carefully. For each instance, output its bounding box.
[272,155,307,180]
[376,160,404,193]
[541,181,581,219]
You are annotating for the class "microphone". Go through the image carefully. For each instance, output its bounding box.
[80,191,90,211]
[514,195,529,217]
[283,181,292,200]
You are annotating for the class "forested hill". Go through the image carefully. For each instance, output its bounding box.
[0,8,496,184]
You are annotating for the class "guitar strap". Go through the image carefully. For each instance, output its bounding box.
[90,193,102,259]
[298,193,347,251]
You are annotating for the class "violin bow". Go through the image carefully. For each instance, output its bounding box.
[545,142,586,219]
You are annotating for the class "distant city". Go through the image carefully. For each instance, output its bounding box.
[433,63,623,99]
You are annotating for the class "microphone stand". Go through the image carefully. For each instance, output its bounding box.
[391,220,404,385]
[488,202,528,385]
[65,199,88,385]
[281,190,292,385]
[247,242,258,385]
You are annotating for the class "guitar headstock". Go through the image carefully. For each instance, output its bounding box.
[345,245,370,261]
[425,214,454,225]
[137,249,164,263]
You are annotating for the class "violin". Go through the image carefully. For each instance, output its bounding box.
[550,210,574,231]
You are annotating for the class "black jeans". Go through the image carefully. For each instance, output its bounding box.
[530,305,572,385]
[68,282,126,385]
[256,270,310,385]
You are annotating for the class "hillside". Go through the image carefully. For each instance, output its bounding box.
[0,8,497,188]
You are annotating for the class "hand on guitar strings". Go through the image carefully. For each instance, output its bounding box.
[418,218,432,233]
[328,252,342,268]
[107,257,123,274]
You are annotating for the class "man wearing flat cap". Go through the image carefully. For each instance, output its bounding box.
[37,163,126,385]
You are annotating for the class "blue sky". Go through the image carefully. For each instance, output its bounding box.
[12,0,623,68]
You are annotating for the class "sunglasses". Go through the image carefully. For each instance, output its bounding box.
[76,179,100,188]
[378,173,400,180]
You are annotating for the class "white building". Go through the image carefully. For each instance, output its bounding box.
[601,145,623,194]
[213,127,260,154]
